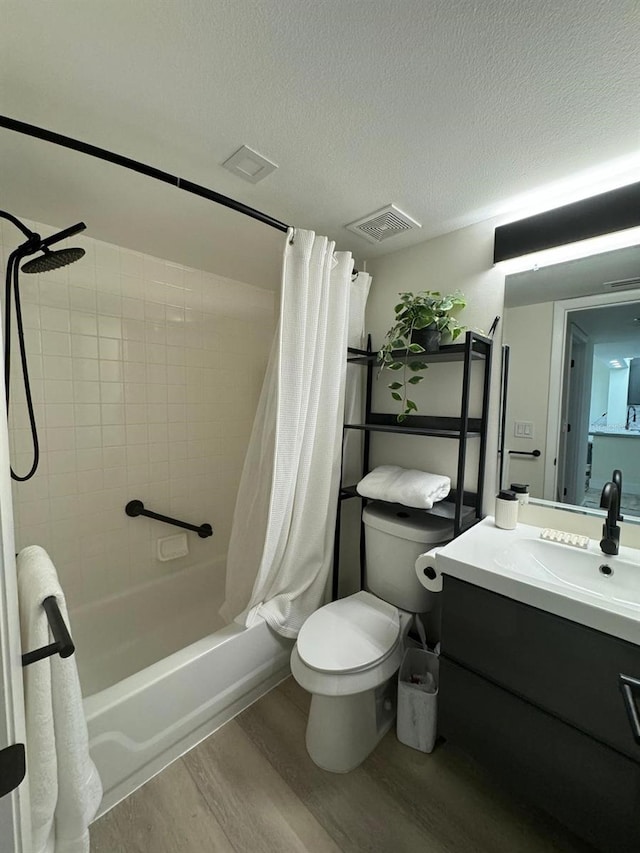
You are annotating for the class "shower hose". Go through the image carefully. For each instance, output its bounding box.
[4,246,40,481]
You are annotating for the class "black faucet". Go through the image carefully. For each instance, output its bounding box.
[627,405,637,430]
[599,479,620,556]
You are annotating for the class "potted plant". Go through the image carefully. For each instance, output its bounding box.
[378,290,467,422]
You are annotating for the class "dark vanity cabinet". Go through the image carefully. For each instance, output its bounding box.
[439,576,640,852]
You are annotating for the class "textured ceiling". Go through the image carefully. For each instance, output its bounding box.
[1,0,640,289]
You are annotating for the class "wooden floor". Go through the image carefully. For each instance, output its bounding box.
[91,678,594,853]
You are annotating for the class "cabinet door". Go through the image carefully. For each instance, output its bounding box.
[442,576,640,760]
[440,657,640,853]
[627,358,640,406]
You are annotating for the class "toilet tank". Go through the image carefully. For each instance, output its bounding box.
[362,501,453,613]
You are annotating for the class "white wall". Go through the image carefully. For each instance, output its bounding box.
[502,301,554,497]
[0,218,275,615]
[608,365,630,429]
[364,217,504,510]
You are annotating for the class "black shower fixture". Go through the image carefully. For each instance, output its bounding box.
[21,246,85,274]
[19,220,86,273]
[0,210,87,481]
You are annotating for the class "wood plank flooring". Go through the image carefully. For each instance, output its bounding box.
[91,678,595,853]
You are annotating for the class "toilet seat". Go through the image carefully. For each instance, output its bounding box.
[297,591,400,674]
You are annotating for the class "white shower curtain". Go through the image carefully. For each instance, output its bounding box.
[222,228,354,637]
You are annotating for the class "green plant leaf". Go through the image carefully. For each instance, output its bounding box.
[391,392,402,401]
[408,343,425,353]
[391,339,405,349]
[407,375,423,384]
[406,400,418,412]
[408,361,428,371]
[388,382,402,390]
[397,413,407,423]
[413,316,434,330]
[388,361,404,371]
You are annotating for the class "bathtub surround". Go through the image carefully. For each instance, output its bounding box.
[1,216,275,693]
[223,231,353,637]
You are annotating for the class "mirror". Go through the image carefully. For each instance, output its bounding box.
[503,242,640,521]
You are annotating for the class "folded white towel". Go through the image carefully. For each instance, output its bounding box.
[18,546,102,853]
[356,465,450,509]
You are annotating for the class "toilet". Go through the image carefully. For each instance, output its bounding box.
[290,501,453,772]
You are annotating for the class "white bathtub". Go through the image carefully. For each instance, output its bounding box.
[84,618,293,817]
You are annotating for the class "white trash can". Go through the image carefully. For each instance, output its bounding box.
[396,647,439,753]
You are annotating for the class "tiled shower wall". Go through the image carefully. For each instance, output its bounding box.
[1,218,275,614]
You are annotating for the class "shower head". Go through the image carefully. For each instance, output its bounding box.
[17,220,87,274]
[21,246,85,274]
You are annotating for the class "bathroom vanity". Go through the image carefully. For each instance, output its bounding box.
[430,519,640,852]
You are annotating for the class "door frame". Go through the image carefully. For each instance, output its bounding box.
[545,289,640,501]
[557,322,592,506]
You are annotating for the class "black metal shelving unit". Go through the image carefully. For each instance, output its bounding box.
[333,330,492,599]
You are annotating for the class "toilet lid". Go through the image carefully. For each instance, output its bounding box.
[297,591,400,674]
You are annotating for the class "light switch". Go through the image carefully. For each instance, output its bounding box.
[514,421,534,438]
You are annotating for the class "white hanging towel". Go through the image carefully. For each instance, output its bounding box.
[357,465,451,509]
[18,546,102,853]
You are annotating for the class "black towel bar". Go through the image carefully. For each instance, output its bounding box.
[125,499,213,538]
[22,596,75,667]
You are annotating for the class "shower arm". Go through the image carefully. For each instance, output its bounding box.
[0,210,86,255]
[0,210,40,248]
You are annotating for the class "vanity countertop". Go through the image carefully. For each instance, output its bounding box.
[429,517,640,645]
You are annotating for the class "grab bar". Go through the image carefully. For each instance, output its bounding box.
[22,596,75,667]
[125,499,213,538]
[508,449,541,458]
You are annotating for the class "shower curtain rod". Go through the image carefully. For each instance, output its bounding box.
[0,115,290,234]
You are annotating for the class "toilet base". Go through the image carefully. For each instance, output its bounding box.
[305,676,397,773]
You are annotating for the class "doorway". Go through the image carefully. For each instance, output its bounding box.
[551,299,640,517]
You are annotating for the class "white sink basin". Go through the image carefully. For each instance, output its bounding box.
[495,538,640,610]
[429,518,640,644]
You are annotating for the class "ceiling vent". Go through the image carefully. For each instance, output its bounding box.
[346,204,421,244]
[603,276,640,291]
[222,145,278,183]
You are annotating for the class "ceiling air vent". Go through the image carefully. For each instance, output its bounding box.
[346,204,421,244]
[603,276,640,291]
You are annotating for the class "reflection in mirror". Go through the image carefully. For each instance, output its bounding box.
[503,244,640,520]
